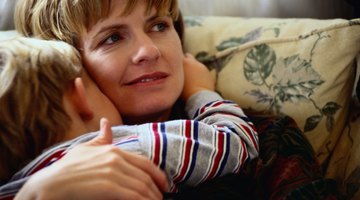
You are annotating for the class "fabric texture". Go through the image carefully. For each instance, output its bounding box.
[184,16,360,167]
[178,0,353,19]
[0,90,258,199]
[326,98,360,199]
[183,16,360,199]
[169,113,337,200]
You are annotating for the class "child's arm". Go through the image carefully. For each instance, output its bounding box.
[0,55,258,195]
[1,120,168,200]
[0,95,258,196]
[134,91,258,191]
[113,54,258,189]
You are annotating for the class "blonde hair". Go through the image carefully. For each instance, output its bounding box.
[0,36,82,183]
[15,0,180,47]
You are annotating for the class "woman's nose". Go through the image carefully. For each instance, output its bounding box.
[131,35,161,65]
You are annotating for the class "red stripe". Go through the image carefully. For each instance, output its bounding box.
[174,120,192,183]
[206,132,224,180]
[200,101,223,114]
[239,140,247,171]
[152,123,160,165]
[211,112,243,119]
[242,140,248,162]
[212,101,223,108]
[234,140,247,173]
[0,195,15,200]
[241,124,258,151]
[29,149,65,175]
[200,106,206,114]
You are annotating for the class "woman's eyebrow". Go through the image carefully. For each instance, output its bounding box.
[145,15,162,23]
[90,12,171,41]
[94,14,159,37]
[142,7,173,22]
[84,24,125,50]
[94,24,126,38]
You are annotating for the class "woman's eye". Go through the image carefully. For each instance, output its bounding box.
[103,33,121,45]
[151,22,169,32]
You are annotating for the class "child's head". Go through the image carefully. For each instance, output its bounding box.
[0,36,80,183]
[0,36,121,183]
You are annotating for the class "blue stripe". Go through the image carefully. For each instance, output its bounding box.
[223,100,234,104]
[182,121,199,182]
[229,127,238,136]
[205,101,214,107]
[114,138,139,146]
[216,130,230,178]
[194,108,200,117]
[160,123,167,170]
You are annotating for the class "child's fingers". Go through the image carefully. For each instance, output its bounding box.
[184,52,194,58]
[85,118,113,146]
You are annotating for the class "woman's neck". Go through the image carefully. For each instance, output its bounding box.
[123,109,172,125]
[122,99,186,125]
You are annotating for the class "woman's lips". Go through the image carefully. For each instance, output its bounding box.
[126,72,168,85]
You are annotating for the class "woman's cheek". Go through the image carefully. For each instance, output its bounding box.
[88,56,124,85]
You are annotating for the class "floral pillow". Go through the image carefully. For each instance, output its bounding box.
[183,16,360,166]
[326,56,360,199]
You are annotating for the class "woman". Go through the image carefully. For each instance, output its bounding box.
[1,0,259,199]
[4,0,333,199]
[16,0,187,125]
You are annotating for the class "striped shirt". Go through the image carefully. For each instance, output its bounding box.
[0,91,258,199]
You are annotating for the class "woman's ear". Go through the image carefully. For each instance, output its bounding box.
[72,77,94,121]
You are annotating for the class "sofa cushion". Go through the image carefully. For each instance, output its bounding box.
[183,16,360,166]
[326,98,360,199]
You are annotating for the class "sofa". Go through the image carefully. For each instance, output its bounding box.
[179,0,360,199]
[1,0,360,199]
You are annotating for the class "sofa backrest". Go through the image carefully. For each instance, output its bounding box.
[179,0,355,19]
[0,0,17,30]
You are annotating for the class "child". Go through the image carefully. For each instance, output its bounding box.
[0,36,258,198]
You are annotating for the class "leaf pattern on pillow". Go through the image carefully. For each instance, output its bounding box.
[242,35,341,133]
[194,27,266,75]
[192,21,342,133]
[244,43,276,86]
[195,51,233,73]
[216,27,263,51]
[184,17,204,27]
[184,16,360,199]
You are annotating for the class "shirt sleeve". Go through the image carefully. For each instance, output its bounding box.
[0,91,258,197]
[110,90,259,190]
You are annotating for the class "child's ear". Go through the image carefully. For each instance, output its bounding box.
[72,77,94,120]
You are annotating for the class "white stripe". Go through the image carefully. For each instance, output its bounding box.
[172,121,186,181]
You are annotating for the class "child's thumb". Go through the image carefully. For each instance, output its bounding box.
[85,118,113,146]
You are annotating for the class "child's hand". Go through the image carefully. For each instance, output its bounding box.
[16,118,168,200]
[181,53,215,101]
[85,118,113,146]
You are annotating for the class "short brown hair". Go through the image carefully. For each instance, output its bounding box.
[15,0,181,48]
[0,36,82,183]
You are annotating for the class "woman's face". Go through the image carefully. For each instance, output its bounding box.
[79,0,184,124]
